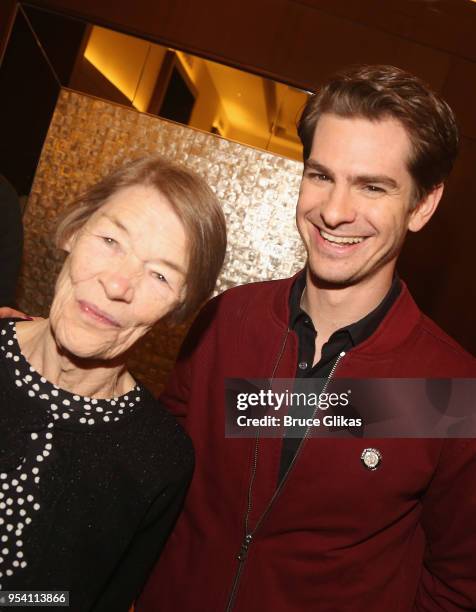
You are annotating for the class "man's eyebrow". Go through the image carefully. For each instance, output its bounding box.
[303,159,334,177]
[304,161,399,190]
[353,174,399,189]
[100,213,186,276]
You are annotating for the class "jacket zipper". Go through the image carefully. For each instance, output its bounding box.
[224,334,346,611]
[225,328,290,612]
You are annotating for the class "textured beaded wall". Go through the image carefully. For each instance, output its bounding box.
[21,89,305,392]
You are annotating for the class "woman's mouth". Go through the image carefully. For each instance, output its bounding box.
[78,300,121,328]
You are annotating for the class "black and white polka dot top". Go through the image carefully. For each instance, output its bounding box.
[0,318,193,610]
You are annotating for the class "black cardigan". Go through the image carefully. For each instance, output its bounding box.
[0,326,193,611]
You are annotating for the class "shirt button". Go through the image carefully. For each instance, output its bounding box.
[298,361,308,370]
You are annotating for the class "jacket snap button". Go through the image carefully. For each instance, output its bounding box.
[360,448,382,471]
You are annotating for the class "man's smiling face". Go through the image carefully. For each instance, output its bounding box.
[296,113,437,291]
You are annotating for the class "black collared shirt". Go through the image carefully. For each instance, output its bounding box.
[278,273,401,483]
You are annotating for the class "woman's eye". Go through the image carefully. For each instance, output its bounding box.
[102,236,117,246]
[153,272,167,283]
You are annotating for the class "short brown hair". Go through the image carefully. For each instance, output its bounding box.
[297,64,459,203]
[56,155,227,322]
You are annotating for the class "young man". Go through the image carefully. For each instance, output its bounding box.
[136,65,476,611]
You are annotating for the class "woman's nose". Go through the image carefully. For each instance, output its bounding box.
[99,263,139,303]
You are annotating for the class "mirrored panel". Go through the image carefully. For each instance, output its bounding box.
[23,5,308,160]
[71,26,307,159]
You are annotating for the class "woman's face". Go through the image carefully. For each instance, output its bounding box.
[49,184,188,361]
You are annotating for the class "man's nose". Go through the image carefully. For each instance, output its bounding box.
[320,184,357,228]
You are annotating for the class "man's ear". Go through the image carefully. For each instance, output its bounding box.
[408,183,444,233]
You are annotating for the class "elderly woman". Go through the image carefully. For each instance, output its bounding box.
[0,156,226,610]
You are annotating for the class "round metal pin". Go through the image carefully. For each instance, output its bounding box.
[360,447,382,471]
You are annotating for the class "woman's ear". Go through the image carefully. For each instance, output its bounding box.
[61,232,77,253]
[408,183,444,233]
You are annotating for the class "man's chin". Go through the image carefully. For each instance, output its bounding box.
[306,266,363,290]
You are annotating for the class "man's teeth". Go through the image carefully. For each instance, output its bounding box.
[320,230,364,245]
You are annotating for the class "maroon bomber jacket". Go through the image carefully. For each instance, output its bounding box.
[137,274,476,612]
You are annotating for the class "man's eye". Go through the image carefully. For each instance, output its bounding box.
[306,171,331,182]
[365,185,385,193]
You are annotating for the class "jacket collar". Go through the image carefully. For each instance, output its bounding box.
[270,270,422,357]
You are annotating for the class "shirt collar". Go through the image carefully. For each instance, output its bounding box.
[289,270,402,347]
[289,271,308,330]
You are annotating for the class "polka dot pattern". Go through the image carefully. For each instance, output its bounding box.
[0,321,143,588]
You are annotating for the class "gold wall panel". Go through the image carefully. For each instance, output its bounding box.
[21,89,305,393]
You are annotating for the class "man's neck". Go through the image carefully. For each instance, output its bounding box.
[301,268,394,344]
